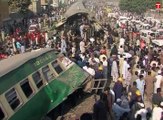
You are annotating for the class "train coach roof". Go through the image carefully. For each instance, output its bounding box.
[0,48,54,77]
[64,1,89,19]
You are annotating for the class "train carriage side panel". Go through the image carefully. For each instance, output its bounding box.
[9,88,51,120]
[0,49,91,120]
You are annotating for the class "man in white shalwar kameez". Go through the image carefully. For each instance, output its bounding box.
[119,55,124,77]
[111,60,119,82]
[12,38,17,54]
[61,37,67,54]
[122,58,130,80]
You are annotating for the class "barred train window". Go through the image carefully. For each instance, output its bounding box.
[5,88,21,110]
[32,72,43,88]
[20,79,33,98]
[42,66,55,81]
[52,61,63,74]
[0,107,5,120]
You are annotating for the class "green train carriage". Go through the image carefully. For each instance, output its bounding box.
[0,48,91,120]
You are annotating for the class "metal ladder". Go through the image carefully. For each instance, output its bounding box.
[91,79,107,93]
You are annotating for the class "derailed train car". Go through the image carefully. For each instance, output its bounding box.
[0,48,92,120]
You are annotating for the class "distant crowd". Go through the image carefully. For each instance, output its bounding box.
[0,0,163,120]
[0,0,76,59]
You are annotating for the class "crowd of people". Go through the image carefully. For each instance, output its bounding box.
[0,0,163,120]
[54,1,163,120]
[0,0,76,59]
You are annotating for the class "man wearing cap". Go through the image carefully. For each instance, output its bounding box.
[113,77,124,101]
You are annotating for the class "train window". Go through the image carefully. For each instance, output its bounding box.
[42,66,55,81]
[52,61,63,74]
[0,107,5,120]
[32,72,43,89]
[20,79,33,98]
[58,56,72,68]
[5,88,21,110]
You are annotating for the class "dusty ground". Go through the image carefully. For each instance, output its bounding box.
[56,94,99,120]
[57,82,153,120]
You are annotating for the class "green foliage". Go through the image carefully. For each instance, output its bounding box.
[119,0,161,14]
[8,0,31,12]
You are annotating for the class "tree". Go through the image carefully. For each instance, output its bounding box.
[8,0,31,12]
[119,0,161,14]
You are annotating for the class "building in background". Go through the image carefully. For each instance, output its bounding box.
[0,0,10,26]
[40,0,59,9]
[28,0,41,14]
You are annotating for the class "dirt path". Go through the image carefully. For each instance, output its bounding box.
[57,95,99,120]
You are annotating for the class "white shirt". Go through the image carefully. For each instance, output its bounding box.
[122,60,130,79]
[79,41,85,53]
[136,39,140,46]
[154,75,163,93]
[135,108,148,120]
[79,54,85,61]
[118,47,124,55]
[83,66,95,76]
[103,60,108,67]
[119,38,125,46]
[88,58,96,66]
[136,79,145,97]
[87,67,95,76]
[72,47,76,53]
[83,66,88,71]
[152,107,163,120]
[99,54,107,62]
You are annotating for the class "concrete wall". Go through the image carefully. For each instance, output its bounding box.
[0,0,9,26]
